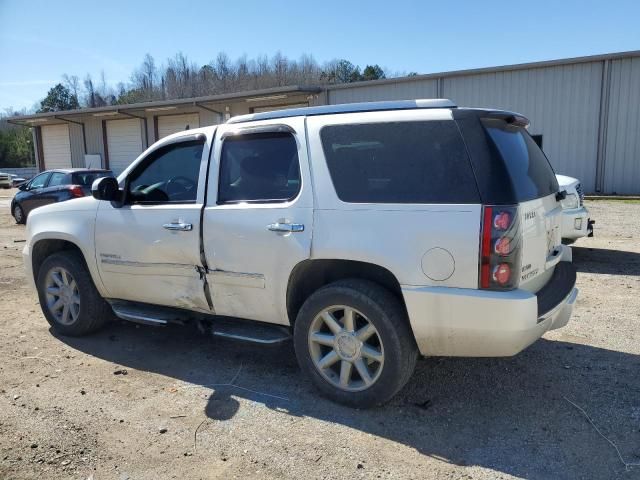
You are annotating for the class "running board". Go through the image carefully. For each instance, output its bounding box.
[108,300,291,345]
[109,300,190,326]
[205,317,291,345]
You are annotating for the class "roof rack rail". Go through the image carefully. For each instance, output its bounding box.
[227,98,457,124]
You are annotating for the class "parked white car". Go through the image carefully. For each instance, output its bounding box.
[0,172,11,189]
[22,100,578,407]
[556,174,594,242]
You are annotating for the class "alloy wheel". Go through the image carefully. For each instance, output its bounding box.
[308,305,384,392]
[44,267,80,325]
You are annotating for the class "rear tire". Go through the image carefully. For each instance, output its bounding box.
[294,279,418,408]
[36,251,112,336]
[12,204,25,224]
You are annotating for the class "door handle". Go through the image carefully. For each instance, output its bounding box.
[163,222,193,231]
[267,222,304,233]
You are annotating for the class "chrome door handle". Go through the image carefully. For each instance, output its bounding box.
[163,222,193,231]
[267,222,304,233]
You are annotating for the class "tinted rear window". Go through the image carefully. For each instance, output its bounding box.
[72,171,112,186]
[320,121,479,203]
[481,118,558,201]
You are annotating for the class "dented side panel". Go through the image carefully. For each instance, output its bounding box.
[94,128,216,312]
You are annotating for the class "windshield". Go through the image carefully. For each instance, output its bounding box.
[482,118,558,201]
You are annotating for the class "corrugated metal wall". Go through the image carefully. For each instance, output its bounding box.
[68,123,85,168]
[603,57,640,194]
[443,62,603,192]
[328,79,439,104]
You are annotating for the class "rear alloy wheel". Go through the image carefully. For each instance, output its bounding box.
[308,305,385,392]
[295,279,418,408]
[13,204,25,224]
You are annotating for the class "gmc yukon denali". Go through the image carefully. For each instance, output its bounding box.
[23,99,578,407]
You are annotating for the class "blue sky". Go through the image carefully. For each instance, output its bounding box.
[1,0,639,112]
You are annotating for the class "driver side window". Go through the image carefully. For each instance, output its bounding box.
[127,139,204,204]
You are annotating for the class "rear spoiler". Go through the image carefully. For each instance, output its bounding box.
[483,110,530,128]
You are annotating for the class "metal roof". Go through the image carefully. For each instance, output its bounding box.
[9,85,322,122]
[325,49,640,91]
[227,99,457,123]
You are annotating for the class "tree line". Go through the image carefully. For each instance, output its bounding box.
[39,52,392,112]
[1,52,404,167]
[0,115,34,168]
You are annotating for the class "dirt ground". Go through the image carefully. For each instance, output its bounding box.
[0,191,639,480]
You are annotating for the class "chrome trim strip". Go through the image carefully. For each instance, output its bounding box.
[208,269,266,289]
[99,258,195,270]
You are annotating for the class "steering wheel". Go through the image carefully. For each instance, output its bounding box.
[166,176,197,198]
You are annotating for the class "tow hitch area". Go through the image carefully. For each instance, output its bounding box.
[587,218,595,237]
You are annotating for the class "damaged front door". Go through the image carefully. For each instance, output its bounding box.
[95,134,213,312]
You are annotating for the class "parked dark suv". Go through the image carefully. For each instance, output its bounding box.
[11,169,113,224]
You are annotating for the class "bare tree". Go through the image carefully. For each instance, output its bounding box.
[63,51,388,108]
[62,74,80,100]
[83,74,96,107]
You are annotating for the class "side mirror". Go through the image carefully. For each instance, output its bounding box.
[18,183,28,191]
[92,176,121,202]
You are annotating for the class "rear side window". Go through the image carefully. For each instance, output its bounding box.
[320,121,479,203]
[218,132,300,203]
[481,118,558,201]
[47,172,68,187]
[72,171,112,186]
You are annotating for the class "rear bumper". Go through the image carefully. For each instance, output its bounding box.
[402,261,578,357]
[561,206,590,240]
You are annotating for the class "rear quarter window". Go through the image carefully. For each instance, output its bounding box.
[320,121,479,204]
[481,118,558,201]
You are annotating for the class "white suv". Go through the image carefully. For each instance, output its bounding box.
[22,100,578,407]
[556,174,594,242]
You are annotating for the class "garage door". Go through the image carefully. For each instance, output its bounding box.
[157,113,200,139]
[41,124,72,169]
[106,119,144,175]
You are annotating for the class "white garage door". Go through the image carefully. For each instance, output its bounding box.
[106,119,144,175]
[41,124,72,169]
[157,113,200,139]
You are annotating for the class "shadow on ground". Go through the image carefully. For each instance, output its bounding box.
[572,246,640,276]
[50,245,640,479]
[55,321,640,480]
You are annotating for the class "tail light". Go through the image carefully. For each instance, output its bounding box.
[479,205,521,290]
[68,185,84,198]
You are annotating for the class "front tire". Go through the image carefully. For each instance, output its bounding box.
[12,204,25,224]
[294,279,418,408]
[36,251,112,336]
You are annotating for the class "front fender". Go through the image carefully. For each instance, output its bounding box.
[24,200,106,296]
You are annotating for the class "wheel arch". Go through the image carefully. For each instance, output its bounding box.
[286,259,405,325]
[30,236,99,293]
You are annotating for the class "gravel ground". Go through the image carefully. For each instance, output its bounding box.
[0,193,639,480]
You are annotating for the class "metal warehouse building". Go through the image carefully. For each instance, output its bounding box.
[10,50,640,194]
